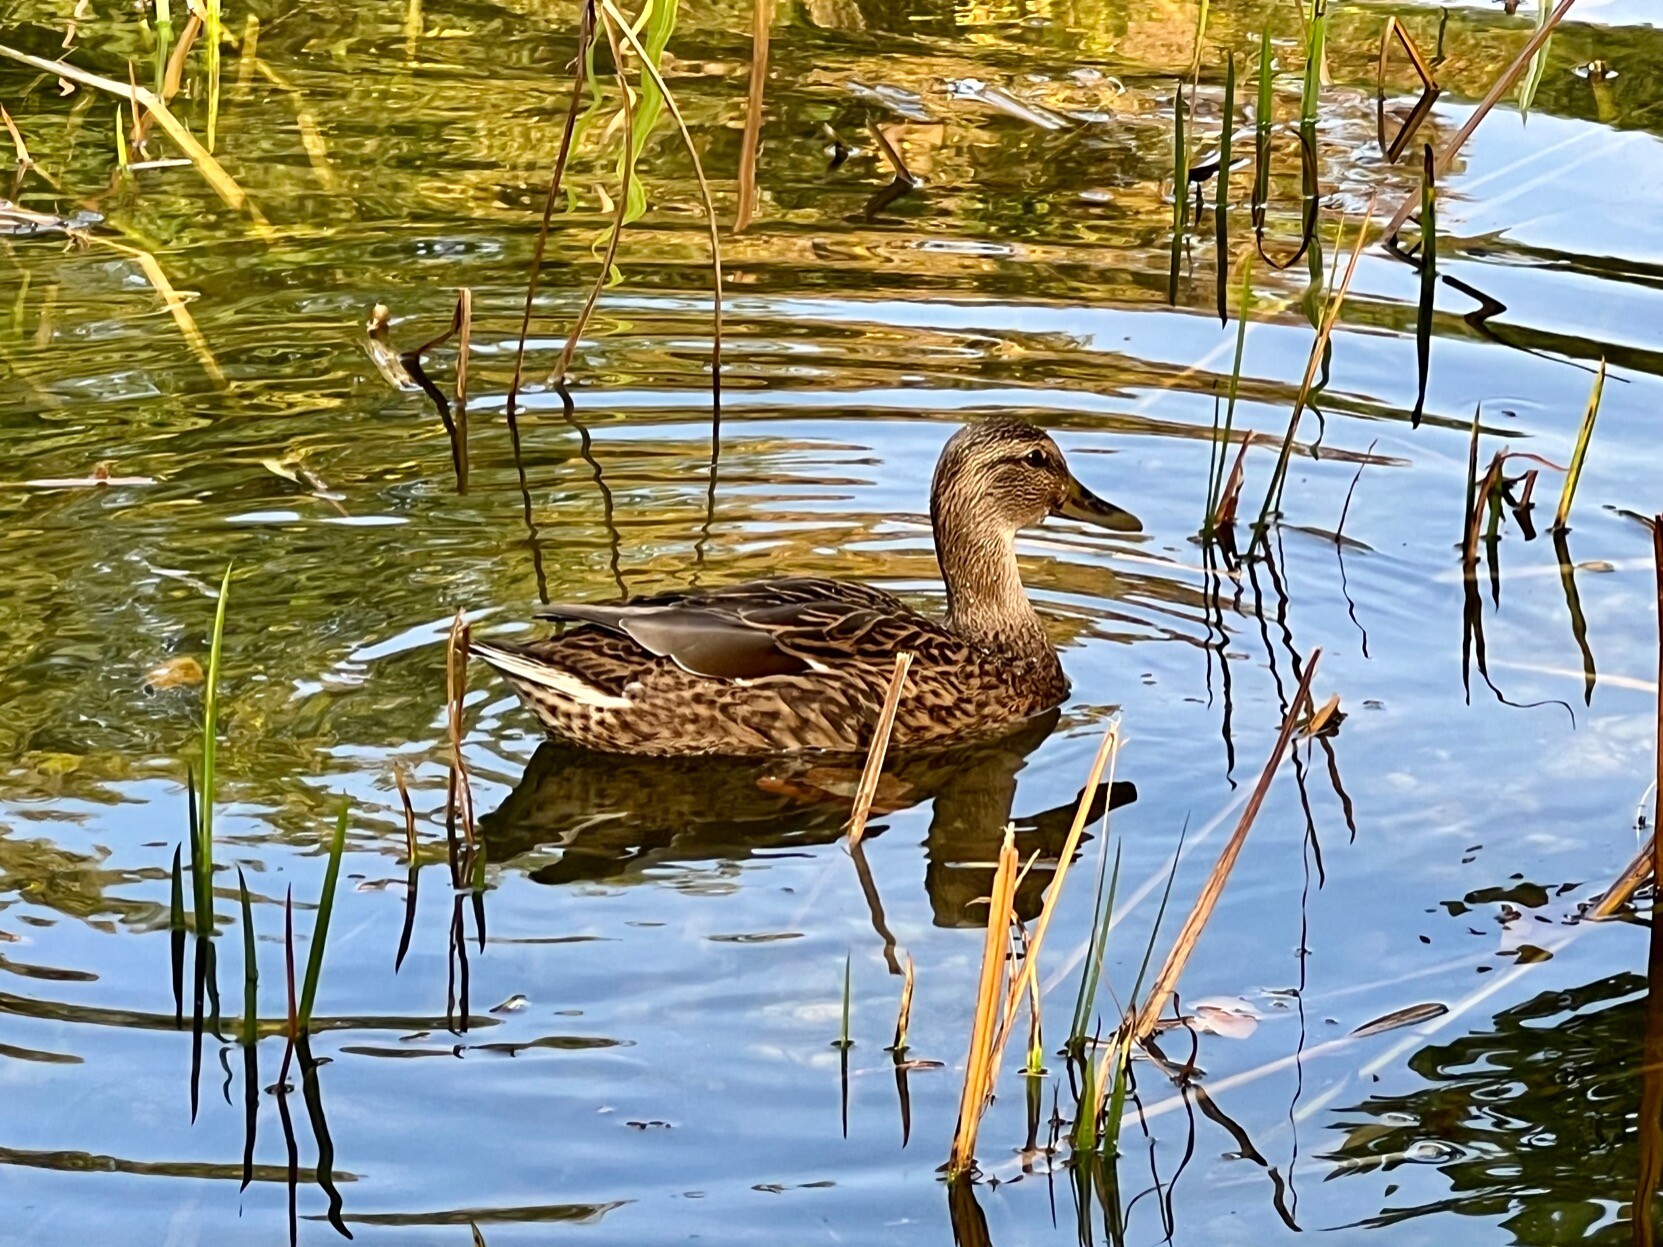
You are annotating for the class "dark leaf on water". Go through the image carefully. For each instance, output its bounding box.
[1351,1002,1449,1038]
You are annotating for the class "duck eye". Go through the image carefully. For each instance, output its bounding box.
[1023,448,1048,468]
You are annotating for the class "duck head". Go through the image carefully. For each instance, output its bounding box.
[930,418,1140,653]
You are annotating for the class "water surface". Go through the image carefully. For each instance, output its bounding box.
[2,0,1663,1242]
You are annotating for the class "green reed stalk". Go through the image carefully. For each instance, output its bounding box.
[170,844,186,1020]
[1300,0,1326,125]
[1093,822,1185,1154]
[1214,51,1234,325]
[1100,1033,1133,1154]
[1167,81,1187,306]
[1205,254,1255,534]
[187,769,206,930]
[1552,358,1606,533]
[196,564,231,932]
[1068,843,1122,1052]
[114,104,128,171]
[1071,1050,1099,1151]
[297,803,348,1033]
[238,867,257,1044]
[1250,28,1272,231]
[1412,146,1436,427]
[154,0,174,95]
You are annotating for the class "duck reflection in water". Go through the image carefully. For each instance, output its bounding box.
[481,710,1134,927]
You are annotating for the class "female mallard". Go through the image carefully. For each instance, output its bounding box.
[474,418,1140,756]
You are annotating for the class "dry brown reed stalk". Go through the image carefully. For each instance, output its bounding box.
[147,12,202,138]
[1462,448,1566,573]
[947,826,1019,1180]
[596,0,724,402]
[939,726,1121,1162]
[553,5,636,387]
[1251,208,1372,550]
[1215,438,1250,528]
[891,953,915,1053]
[1130,652,1321,1041]
[732,0,771,233]
[1464,450,1507,573]
[0,43,258,219]
[1381,0,1578,241]
[399,292,475,488]
[1377,15,1437,94]
[1,103,31,166]
[1591,836,1654,919]
[846,652,913,848]
[866,119,915,184]
[445,610,476,854]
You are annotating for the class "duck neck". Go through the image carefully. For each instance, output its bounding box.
[933,507,1052,658]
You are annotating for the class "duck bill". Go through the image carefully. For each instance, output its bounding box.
[1053,475,1142,532]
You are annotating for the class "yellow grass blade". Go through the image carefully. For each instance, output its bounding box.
[1550,357,1606,533]
[0,103,30,165]
[947,826,1018,1179]
[891,953,914,1052]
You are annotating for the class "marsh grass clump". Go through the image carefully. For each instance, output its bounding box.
[947,654,1328,1167]
[947,727,1120,1179]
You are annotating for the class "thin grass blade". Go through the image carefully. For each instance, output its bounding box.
[1214,52,1234,325]
[238,867,257,1045]
[1551,357,1605,533]
[1411,145,1436,427]
[297,803,348,1032]
[198,563,231,934]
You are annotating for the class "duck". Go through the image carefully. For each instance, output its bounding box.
[473,417,1141,756]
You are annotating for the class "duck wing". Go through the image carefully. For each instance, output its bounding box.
[531,578,947,682]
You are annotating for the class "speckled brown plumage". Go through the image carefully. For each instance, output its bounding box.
[474,419,1141,756]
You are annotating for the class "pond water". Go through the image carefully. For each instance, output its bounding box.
[2,0,1663,1242]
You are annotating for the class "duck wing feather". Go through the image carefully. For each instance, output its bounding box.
[532,578,956,682]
